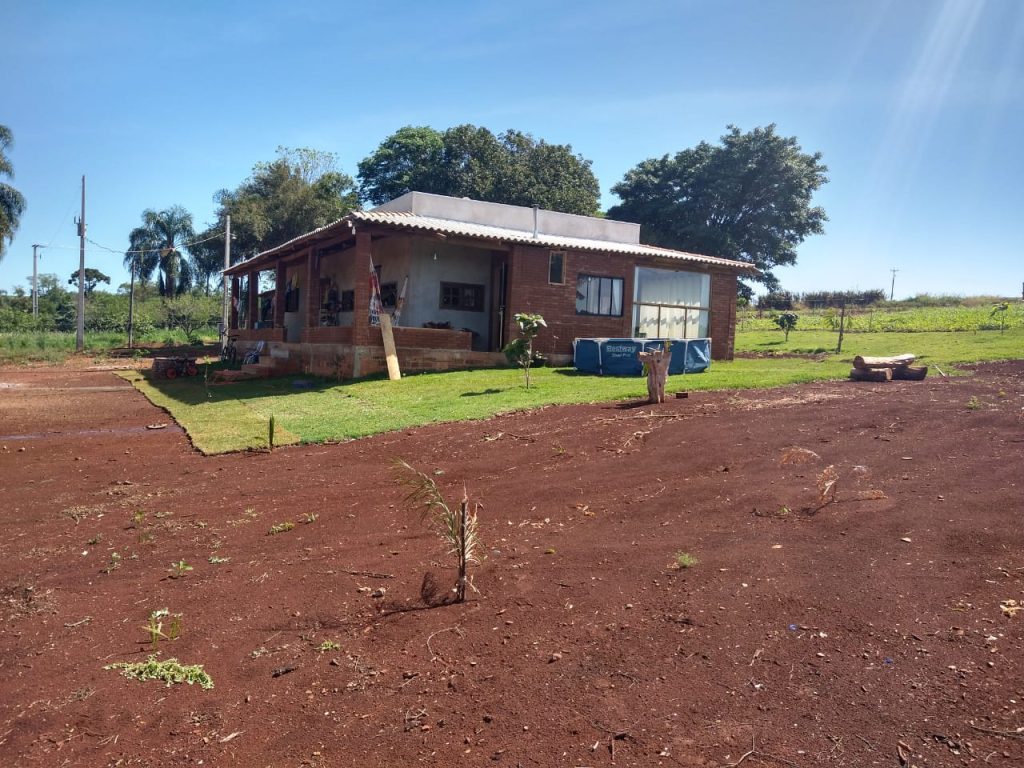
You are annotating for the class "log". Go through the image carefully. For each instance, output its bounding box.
[891,365,928,381]
[638,347,671,404]
[853,353,916,369]
[849,367,892,382]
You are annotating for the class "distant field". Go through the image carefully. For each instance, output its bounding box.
[0,328,219,364]
[739,303,1022,333]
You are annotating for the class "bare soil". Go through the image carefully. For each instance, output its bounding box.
[1,362,1022,767]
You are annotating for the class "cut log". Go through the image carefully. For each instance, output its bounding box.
[853,353,916,369]
[849,367,892,382]
[891,365,928,381]
[638,346,671,404]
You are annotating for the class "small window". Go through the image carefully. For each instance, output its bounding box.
[339,290,354,312]
[549,251,566,284]
[576,274,623,317]
[440,282,485,312]
[379,282,398,309]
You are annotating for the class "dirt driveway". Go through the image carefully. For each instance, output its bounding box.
[1,362,1022,767]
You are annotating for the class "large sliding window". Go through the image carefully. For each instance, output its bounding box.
[633,267,710,338]
[576,274,623,317]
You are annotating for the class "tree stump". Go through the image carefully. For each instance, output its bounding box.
[638,346,671,404]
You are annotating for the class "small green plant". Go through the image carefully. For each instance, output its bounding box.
[317,639,340,653]
[131,510,146,528]
[395,459,482,603]
[168,560,193,578]
[268,522,295,535]
[773,312,799,341]
[102,552,122,574]
[143,608,182,650]
[208,555,230,564]
[673,551,698,569]
[967,395,983,411]
[105,655,213,689]
[302,512,318,524]
[991,301,1010,333]
[502,312,547,389]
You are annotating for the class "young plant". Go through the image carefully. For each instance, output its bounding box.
[673,551,698,569]
[991,301,1009,333]
[268,522,295,535]
[317,639,340,653]
[168,560,193,579]
[395,460,482,603]
[105,655,213,689]
[773,311,799,341]
[502,312,547,389]
[208,555,230,564]
[143,608,182,650]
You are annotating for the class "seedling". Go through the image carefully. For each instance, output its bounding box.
[302,513,318,524]
[673,551,698,569]
[142,609,182,650]
[268,522,295,535]
[773,311,799,341]
[131,510,146,528]
[967,396,983,411]
[102,552,122,574]
[395,460,482,603]
[168,560,193,578]
[502,312,547,389]
[208,555,230,564]
[86,534,102,546]
[105,655,212,689]
[317,640,340,653]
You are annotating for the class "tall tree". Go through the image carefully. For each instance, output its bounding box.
[0,124,27,262]
[68,267,110,295]
[196,147,359,271]
[358,125,601,215]
[126,206,195,296]
[608,125,828,289]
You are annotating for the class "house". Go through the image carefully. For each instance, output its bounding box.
[222,192,757,378]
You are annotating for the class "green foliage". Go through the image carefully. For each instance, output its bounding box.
[774,312,799,340]
[105,655,213,689]
[608,124,828,289]
[68,268,111,295]
[738,302,1023,333]
[358,124,600,215]
[674,551,698,569]
[159,294,220,344]
[395,460,481,603]
[0,124,26,261]
[967,395,983,411]
[317,639,340,652]
[168,560,193,578]
[268,521,294,535]
[201,147,359,270]
[502,312,547,388]
[143,608,182,650]
[127,206,196,296]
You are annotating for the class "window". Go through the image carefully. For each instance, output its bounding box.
[379,282,398,309]
[576,274,624,316]
[339,290,354,312]
[440,282,485,312]
[548,251,566,284]
[632,267,710,338]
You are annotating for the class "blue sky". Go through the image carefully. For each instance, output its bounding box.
[2,0,1022,298]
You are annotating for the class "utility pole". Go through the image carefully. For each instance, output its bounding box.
[889,268,899,301]
[31,244,41,316]
[127,258,136,348]
[75,175,86,352]
[221,214,231,351]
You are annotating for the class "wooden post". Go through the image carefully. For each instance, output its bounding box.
[352,231,372,345]
[274,262,286,328]
[305,248,320,332]
[230,278,240,330]
[638,343,671,404]
[836,303,846,354]
[379,313,401,380]
[247,271,259,329]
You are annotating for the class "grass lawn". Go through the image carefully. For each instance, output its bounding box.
[119,327,1023,454]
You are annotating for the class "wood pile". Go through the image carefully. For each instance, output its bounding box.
[850,353,928,382]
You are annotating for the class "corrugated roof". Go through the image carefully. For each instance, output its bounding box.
[225,209,758,274]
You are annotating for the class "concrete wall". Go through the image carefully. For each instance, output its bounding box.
[376,191,640,244]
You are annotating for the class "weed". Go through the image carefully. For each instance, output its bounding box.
[395,460,482,603]
[816,465,839,508]
[302,513,318,524]
[138,532,156,546]
[168,560,193,579]
[131,510,146,528]
[317,640,341,653]
[268,522,295,535]
[102,552,122,574]
[86,534,102,546]
[143,609,182,650]
[105,655,213,689]
[208,555,230,564]
[967,396,983,411]
[673,551,698,569]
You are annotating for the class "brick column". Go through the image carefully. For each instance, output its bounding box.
[709,270,737,360]
[274,262,286,328]
[230,277,239,329]
[305,248,320,330]
[247,271,259,329]
[352,231,372,345]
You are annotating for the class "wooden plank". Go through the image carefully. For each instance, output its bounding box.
[853,353,916,369]
[891,365,928,381]
[849,367,892,382]
[379,314,402,381]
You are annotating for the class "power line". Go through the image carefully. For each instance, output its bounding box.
[36,230,225,257]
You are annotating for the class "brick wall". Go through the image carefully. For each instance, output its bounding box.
[505,245,741,360]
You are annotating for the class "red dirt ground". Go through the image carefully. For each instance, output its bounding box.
[1,362,1022,768]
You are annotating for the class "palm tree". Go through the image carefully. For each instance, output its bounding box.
[0,124,27,262]
[129,206,195,296]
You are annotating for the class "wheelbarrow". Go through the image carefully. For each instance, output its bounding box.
[153,356,199,380]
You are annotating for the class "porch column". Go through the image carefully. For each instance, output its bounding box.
[230,277,239,330]
[352,231,372,345]
[274,262,286,328]
[247,271,259,329]
[305,248,320,330]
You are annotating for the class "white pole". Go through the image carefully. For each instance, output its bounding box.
[76,175,86,352]
[222,215,231,351]
[31,244,39,316]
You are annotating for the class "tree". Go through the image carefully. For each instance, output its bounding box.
[0,124,27,262]
[358,125,601,215]
[608,125,828,290]
[502,312,547,388]
[68,268,111,295]
[197,147,359,274]
[774,311,799,341]
[126,206,196,296]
